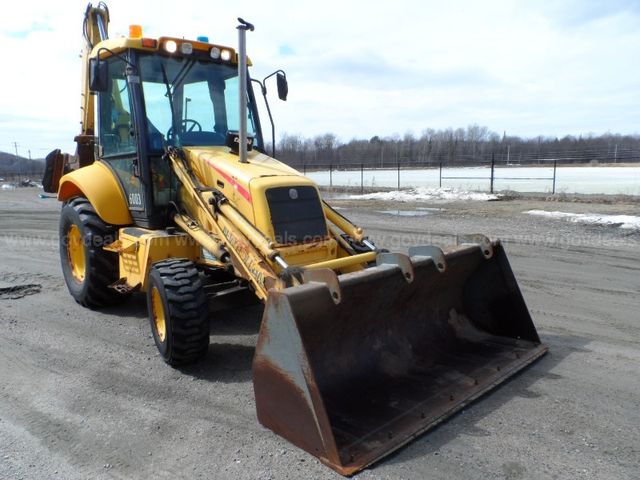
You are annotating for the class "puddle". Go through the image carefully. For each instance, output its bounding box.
[0,284,42,300]
[376,208,441,217]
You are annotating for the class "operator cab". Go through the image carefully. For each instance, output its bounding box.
[90,36,264,228]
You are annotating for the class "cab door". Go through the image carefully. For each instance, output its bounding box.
[97,55,148,223]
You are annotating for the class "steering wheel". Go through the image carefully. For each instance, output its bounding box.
[167,119,202,140]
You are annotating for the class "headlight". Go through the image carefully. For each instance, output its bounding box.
[164,40,177,53]
[180,42,193,54]
[210,47,221,59]
[221,49,232,61]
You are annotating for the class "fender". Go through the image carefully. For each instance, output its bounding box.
[58,161,133,226]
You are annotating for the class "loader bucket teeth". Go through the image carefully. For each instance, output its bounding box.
[253,240,547,476]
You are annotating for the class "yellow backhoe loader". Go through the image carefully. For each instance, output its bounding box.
[43,3,547,475]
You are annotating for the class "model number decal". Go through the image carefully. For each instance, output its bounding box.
[128,192,143,206]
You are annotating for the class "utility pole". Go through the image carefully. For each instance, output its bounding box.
[13,141,22,182]
[614,144,618,163]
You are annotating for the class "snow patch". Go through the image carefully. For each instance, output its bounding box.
[349,187,499,202]
[525,210,640,230]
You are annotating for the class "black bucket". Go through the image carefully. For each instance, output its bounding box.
[253,240,547,475]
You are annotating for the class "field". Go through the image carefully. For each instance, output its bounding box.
[1,188,639,479]
[306,165,640,195]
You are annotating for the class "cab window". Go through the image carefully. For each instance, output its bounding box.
[98,57,136,156]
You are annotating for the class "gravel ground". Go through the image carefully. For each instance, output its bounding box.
[1,188,639,480]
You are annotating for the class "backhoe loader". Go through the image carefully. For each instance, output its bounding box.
[43,3,547,475]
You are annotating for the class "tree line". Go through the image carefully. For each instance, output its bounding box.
[3,125,639,179]
[272,126,640,169]
[0,152,44,179]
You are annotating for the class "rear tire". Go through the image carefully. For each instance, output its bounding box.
[59,197,125,308]
[147,259,210,366]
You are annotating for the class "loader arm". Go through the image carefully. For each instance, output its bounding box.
[167,150,285,299]
[166,148,380,299]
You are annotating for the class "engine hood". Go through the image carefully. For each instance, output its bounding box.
[182,146,310,223]
[184,146,302,188]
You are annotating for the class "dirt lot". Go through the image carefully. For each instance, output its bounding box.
[1,188,639,480]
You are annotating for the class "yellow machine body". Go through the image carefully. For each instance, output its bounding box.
[104,228,200,292]
[51,4,547,476]
[58,162,132,226]
[183,147,341,268]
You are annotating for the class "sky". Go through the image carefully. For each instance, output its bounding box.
[0,0,638,156]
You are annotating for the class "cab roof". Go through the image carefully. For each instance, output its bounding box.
[90,36,252,66]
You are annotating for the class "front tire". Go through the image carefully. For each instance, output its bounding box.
[147,259,210,366]
[59,197,124,308]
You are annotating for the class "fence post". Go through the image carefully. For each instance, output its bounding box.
[552,159,557,194]
[490,153,495,194]
[360,163,364,194]
[303,163,306,175]
[397,160,400,190]
[439,160,442,188]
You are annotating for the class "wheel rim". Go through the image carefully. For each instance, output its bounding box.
[151,286,167,342]
[67,224,86,283]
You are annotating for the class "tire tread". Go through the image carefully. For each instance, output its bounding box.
[150,259,209,365]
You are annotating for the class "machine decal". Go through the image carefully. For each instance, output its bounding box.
[206,160,252,203]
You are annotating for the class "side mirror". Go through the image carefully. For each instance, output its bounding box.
[89,58,109,92]
[276,72,288,101]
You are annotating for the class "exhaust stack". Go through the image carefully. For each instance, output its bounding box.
[237,18,254,164]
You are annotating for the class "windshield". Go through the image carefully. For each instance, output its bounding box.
[138,55,260,151]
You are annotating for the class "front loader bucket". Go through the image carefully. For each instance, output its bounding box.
[253,239,547,476]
